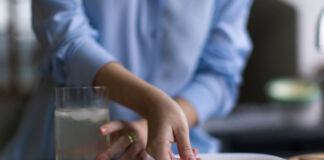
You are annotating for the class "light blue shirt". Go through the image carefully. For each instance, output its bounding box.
[4,0,252,159]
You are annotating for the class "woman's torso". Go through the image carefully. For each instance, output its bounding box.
[4,0,219,159]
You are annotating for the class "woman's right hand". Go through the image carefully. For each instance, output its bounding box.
[145,99,197,160]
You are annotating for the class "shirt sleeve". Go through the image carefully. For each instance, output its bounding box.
[177,0,253,123]
[32,0,116,86]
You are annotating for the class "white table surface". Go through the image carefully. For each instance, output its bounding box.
[196,153,285,160]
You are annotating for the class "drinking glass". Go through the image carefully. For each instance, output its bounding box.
[55,87,109,160]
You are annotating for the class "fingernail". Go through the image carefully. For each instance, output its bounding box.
[99,128,106,134]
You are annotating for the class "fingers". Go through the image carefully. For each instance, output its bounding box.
[136,150,150,160]
[192,148,198,157]
[174,128,195,160]
[147,138,197,160]
[167,148,199,160]
[146,127,167,160]
[99,121,125,135]
[95,135,130,160]
[147,141,172,160]
[118,142,142,160]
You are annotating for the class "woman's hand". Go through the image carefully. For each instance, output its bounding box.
[94,62,197,159]
[95,120,149,160]
[145,100,197,160]
[95,119,200,160]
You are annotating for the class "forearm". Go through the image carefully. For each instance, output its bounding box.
[93,62,173,118]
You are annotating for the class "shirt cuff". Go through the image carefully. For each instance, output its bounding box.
[65,37,116,86]
[178,74,223,124]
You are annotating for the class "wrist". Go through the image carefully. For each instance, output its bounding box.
[140,88,176,119]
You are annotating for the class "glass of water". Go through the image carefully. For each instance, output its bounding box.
[55,87,109,160]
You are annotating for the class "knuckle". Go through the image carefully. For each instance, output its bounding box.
[120,136,130,146]
[176,124,188,132]
[182,144,192,152]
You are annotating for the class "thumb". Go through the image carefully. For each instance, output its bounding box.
[175,128,195,160]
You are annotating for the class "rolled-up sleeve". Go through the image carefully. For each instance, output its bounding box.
[32,0,116,86]
[178,0,253,123]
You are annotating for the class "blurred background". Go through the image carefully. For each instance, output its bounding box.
[0,0,41,158]
[1,0,324,158]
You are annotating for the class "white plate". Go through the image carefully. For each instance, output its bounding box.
[196,153,285,160]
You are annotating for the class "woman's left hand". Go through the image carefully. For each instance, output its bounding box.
[95,120,149,160]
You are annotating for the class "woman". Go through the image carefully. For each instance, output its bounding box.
[4,0,253,159]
